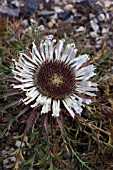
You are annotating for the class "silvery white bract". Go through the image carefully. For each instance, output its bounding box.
[12,36,97,118]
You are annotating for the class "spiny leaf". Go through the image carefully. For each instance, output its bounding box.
[24,109,40,133]
[0,98,22,112]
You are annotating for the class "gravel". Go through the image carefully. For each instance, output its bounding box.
[0,0,113,169]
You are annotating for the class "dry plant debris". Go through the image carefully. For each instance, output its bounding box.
[0,0,113,170]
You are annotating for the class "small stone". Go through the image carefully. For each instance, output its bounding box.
[15,140,21,147]
[64,16,74,23]
[57,19,62,25]
[11,0,21,7]
[45,0,49,3]
[5,146,9,151]
[39,2,44,10]
[77,26,85,32]
[73,0,82,2]
[3,159,9,165]
[102,28,109,34]
[90,20,99,33]
[38,25,45,31]
[47,21,54,28]
[21,0,43,17]
[107,39,113,47]
[21,19,28,27]
[63,152,72,159]
[5,132,9,137]
[51,19,56,25]
[9,147,15,153]
[50,14,58,20]
[72,8,77,14]
[30,18,37,24]
[47,35,54,40]
[53,29,57,34]
[106,13,110,20]
[93,18,98,24]
[81,16,87,20]
[96,40,102,45]
[86,44,92,49]
[3,164,14,169]
[38,10,55,16]
[58,11,73,20]
[22,142,25,147]
[10,156,16,162]
[64,4,73,11]
[95,44,101,49]
[39,17,47,25]
[98,13,105,21]
[18,160,22,165]
[2,150,7,156]
[104,0,111,8]
[7,0,15,3]
[89,13,95,19]
[90,31,98,38]
[54,6,64,13]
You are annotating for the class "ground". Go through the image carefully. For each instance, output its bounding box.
[0,0,113,170]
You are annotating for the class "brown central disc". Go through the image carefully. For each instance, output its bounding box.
[34,60,76,99]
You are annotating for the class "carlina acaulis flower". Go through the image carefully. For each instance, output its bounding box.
[12,36,97,118]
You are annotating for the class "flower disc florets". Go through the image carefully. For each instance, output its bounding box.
[12,36,97,118]
[34,60,76,100]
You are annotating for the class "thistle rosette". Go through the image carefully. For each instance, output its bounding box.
[12,37,97,118]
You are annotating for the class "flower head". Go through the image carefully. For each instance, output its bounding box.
[12,37,97,118]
